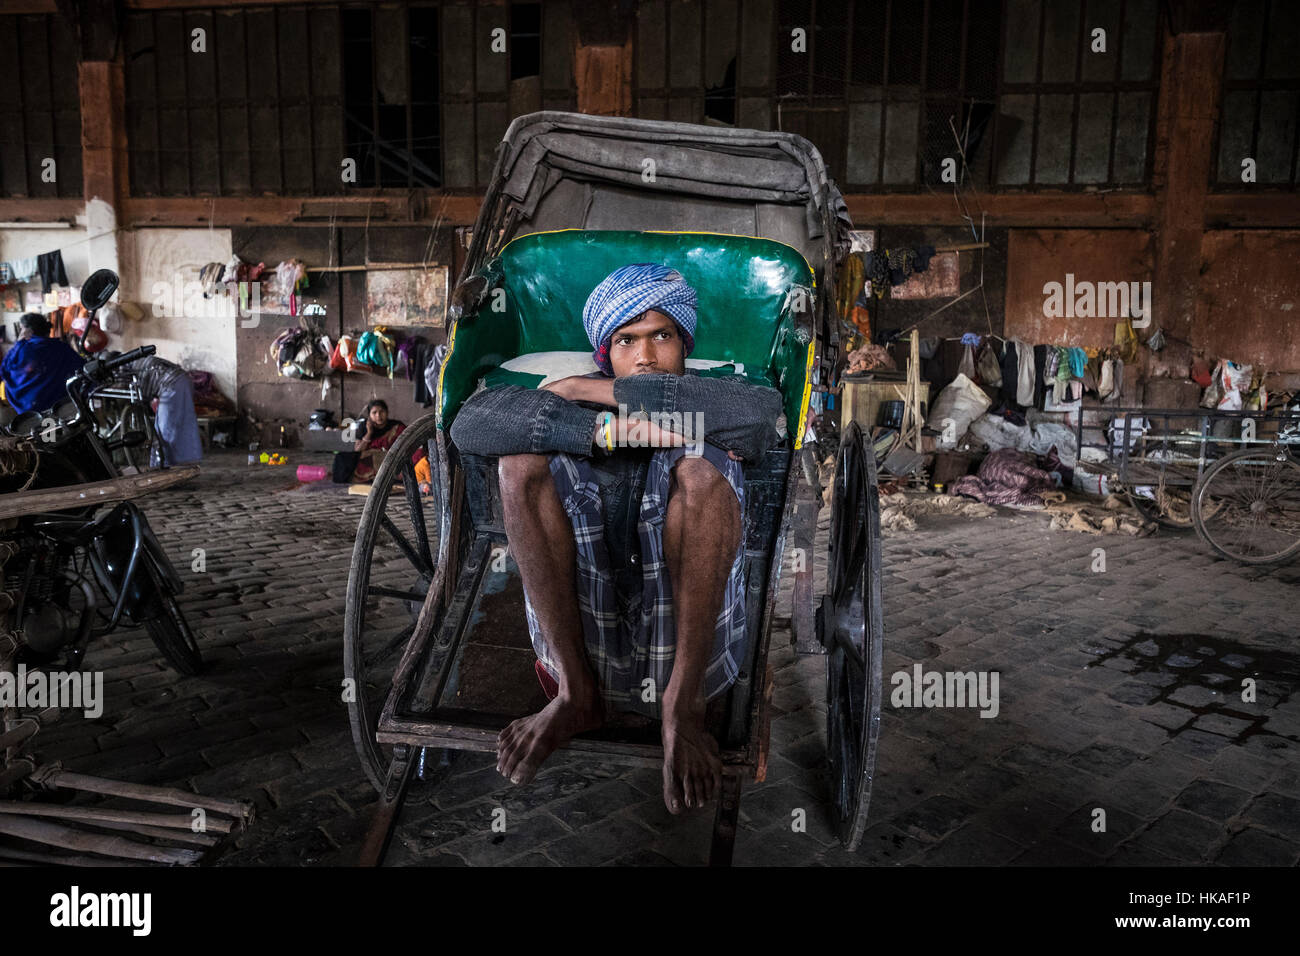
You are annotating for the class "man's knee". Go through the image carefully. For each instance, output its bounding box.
[669,456,740,532]
[498,453,551,494]
[670,454,728,493]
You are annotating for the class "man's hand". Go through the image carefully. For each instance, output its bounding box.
[588,411,743,459]
[541,375,616,407]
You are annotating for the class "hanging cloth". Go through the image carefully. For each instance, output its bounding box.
[1098,359,1116,400]
[1015,340,1036,407]
[999,339,1020,405]
[37,251,68,293]
[8,257,37,284]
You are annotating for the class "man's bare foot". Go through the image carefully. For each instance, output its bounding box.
[496,693,603,786]
[661,700,723,814]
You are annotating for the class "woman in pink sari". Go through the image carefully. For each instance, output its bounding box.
[352,399,408,482]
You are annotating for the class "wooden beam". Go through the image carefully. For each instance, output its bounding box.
[1203,193,1300,229]
[0,465,198,520]
[844,191,1156,228]
[79,57,129,211]
[8,1,376,7]
[0,198,83,223]
[12,189,1299,233]
[1151,30,1226,342]
[121,194,482,227]
[123,0,342,7]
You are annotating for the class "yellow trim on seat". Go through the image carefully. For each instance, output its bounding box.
[435,318,458,428]
[794,340,815,451]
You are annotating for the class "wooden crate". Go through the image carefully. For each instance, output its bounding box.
[840,377,930,433]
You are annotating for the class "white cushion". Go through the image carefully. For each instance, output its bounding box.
[499,350,743,387]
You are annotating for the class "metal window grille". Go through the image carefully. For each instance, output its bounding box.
[1214,0,1300,189]
[0,14,83,199]
[121,1,573,197]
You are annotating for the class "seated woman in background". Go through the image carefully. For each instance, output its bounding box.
[352,398,430,489]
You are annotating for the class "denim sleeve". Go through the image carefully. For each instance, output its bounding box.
[448,384,603,457]
[612,372,786,462]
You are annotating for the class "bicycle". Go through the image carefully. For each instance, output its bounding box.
[1190,415,1300,565]
[87,372,163,474]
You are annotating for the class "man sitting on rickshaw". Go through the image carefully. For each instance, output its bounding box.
[451,264,786,814]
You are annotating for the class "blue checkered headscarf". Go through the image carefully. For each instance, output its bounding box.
[582,264,697,374]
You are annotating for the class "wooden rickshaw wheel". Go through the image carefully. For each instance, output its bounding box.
[817,420,884,851]
[344,412,444,794]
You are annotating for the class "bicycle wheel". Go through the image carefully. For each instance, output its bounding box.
[143,592,204,675]
[1192,450,1300,565]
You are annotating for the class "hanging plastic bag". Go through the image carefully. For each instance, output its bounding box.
[356,326,397,377]
[957,345,976,381]
[975,343,1003,389]
[1114,319,1139,363]
[928,373,992,449]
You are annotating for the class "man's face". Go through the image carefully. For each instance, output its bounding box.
[608,309,686,377]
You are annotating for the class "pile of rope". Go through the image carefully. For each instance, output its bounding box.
[0,436,38,493]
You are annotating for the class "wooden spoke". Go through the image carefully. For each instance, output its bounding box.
[380,514,434,578]
[367,584,428,603]
[363,622,417,670]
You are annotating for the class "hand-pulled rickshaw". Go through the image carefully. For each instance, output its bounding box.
[343,111,885,864]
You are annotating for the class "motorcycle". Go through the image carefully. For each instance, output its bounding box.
[0,269,202,675]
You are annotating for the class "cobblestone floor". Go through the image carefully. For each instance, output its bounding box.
[24,449,1300,866]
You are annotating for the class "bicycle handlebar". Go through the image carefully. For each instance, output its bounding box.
[80,345,156,383]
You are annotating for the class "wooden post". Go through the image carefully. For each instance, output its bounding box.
[571,0,634,116]
[1151,30,1226,343]
[34,768,255,828]
[0,814,202,865]
[78,57,128,212]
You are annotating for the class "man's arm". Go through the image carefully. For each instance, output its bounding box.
[448,384,607,457]
[612,373,786,462]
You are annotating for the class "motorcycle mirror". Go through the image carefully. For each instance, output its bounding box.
[81,269,120,312]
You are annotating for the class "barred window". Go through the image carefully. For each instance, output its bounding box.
[123,1,573,197]
[1215,0,1300,189]
[993,0,1161,188]
[0,13,82,199]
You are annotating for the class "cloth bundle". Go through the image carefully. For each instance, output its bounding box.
[950,448,1058,508]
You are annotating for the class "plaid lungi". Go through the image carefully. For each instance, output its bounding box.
[523,442,748,719]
